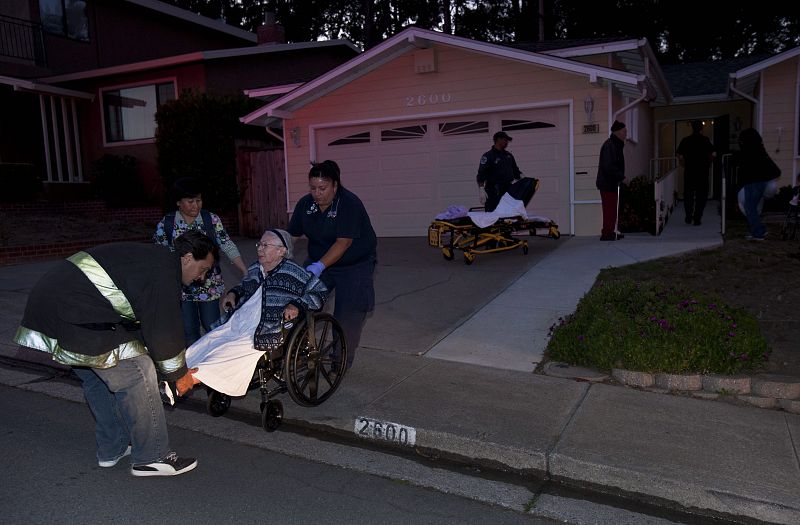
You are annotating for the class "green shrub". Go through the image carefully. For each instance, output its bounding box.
[155,91,263,212]
[547,279,768,374]
[0,163,42,203]
[619,175,656,234]
[90,154,146,206]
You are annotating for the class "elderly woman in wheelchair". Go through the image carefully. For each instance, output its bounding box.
[182,228,348,431]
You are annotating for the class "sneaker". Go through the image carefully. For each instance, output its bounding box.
[615,232,625,240]
[159,381,177,406]
[98,445,131,468]
[131,452,198,477]
[600,234,616,241]
[745,234,767,241]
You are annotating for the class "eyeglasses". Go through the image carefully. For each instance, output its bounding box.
[255,242,284,250]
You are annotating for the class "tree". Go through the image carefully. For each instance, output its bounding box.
[161,0,800,62]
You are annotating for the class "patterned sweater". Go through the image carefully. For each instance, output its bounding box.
[223,259,328,350]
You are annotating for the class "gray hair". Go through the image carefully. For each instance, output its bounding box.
[263,228,293,259]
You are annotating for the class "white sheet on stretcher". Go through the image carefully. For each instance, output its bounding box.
[185,284,266,396]
[467,194,529,228]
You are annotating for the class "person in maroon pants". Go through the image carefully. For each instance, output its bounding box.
[596,120,627,241]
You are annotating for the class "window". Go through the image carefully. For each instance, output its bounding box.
[381,125,427,141]
[39,0,89,41]
[501,120,556,132]
[102,82,175,143]
[439,121,488,136]
[329,132,370,146]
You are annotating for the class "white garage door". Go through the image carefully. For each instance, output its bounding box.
[316,107,569,237]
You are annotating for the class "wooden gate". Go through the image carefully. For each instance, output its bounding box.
[236,147,286,237]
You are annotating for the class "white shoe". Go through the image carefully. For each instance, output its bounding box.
[98,445,131,468]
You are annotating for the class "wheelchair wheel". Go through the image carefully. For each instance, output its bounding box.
[206,389,231,417]
[261,400,283,432]
[284,312,348,407]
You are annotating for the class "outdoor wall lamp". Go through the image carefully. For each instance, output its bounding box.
[584,95,594,123]
[290,127,301,147]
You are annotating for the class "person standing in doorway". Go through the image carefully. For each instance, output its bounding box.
[677,120,716,226]
[476,131,522,212]
[596,120,627,241]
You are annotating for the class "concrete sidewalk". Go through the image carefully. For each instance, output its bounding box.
[1,216,799,523]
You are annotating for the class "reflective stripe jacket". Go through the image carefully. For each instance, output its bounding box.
[14,243,188,381]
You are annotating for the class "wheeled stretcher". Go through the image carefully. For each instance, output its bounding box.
[427,177,560,265]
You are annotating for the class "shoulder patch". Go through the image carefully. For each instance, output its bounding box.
[480,155,488,165]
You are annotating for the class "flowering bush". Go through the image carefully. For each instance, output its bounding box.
[547,279,768,374]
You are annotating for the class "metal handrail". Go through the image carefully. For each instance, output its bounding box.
[0,14,46,66]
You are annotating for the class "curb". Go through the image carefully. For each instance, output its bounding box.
[549,364,800,415]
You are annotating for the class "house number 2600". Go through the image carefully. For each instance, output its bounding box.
[405,93,452,107]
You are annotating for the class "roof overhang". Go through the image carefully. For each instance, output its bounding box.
[728,46,800,99]
[41,39,360,85]
[244,27,647,124]
[124,0,256,43]
[0,75,94,100]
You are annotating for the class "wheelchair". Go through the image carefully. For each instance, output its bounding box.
[204,311,348,433]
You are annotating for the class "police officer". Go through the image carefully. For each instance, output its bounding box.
[476,131,522,212]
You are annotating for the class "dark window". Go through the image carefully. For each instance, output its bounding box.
[439,121,489,136]
[502,119,556,131]
[329,132,370,146]
[103,82,175,143]
[381,125,427,141]
[39,0,89,41]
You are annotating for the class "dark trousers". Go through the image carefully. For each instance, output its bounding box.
[484,181,512,212]
[684,174,709,222]
[600,190,618,237]
[319,257,376,368]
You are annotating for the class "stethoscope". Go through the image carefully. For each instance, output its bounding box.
[306,197,339,219]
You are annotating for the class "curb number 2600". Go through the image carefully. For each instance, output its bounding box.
[354,416,416,447]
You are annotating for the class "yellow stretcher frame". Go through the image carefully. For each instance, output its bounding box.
[428,215,560,265]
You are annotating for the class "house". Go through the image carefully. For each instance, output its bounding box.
[243,27,674,236]
[0,1,358,205]
[244,26,800,237]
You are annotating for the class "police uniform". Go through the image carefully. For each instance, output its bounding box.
[476,147,522,212]
[288,186,377,367]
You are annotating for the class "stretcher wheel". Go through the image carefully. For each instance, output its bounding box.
[284,312,348,407]
[549,226,561,239]
[463,251,475,265]
[522,244,529,255]
[442,247,454,261]
[206,389,231,417]
[261,400,283,432]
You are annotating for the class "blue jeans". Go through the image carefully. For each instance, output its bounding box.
[182,299,221,346]
[744,181,768,238]
[73,354,170,465]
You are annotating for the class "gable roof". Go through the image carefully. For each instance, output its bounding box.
[729,46,800,100]
[244,27,661,123]
[124,0,256,43]
[41,40,358,84]
[661,55,767,101]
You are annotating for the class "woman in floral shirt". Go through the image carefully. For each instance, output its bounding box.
[153,177,247,345]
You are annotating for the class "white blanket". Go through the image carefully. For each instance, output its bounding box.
[467,194,528,228]
[185,285,266,396]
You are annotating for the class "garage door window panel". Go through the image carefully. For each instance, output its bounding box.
[380,125,427,141]
[438,121,489,136]
[329,132,371,146]
[501,120,556,132]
